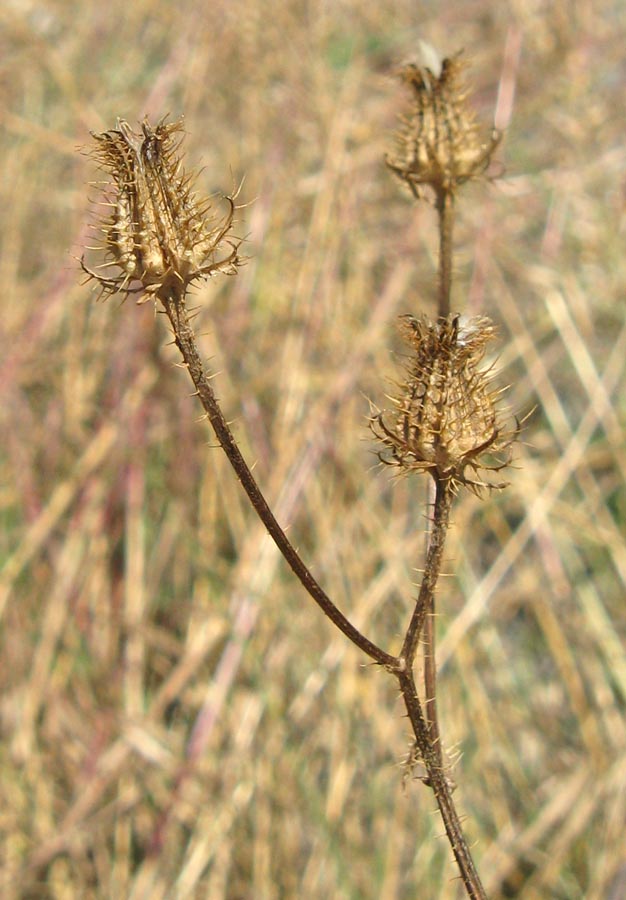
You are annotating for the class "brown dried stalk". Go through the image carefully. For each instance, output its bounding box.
[375,45,510,900]
[386,44,501,315]
[372,314,516,831]
[81,116,396,669]
[82,53,510,897]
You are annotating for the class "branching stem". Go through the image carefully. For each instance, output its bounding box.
[82,98,495,899]
[157,285,486,900]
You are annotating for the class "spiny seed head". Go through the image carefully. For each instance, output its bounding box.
[386,46,501,198]
[372,314,517,493]
[82,117,241,302]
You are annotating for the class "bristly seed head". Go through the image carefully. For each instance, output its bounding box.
[81,117,241,302]
[372,314,517,493]
[386,47,501,199]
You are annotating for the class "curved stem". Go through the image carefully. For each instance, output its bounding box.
[159,287,397,670]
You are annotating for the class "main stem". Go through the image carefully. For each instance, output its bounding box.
[399,187,487,897]
[400,669,487,900]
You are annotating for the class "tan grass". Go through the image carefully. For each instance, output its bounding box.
[1,1,625,897]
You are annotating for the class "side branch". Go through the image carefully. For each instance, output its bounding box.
[159,288,397,670]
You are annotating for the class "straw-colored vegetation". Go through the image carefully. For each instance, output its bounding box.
[1,2,625,898]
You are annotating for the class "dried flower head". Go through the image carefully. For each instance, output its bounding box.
[372,314,517,492]
[82,117,241,302]
[386,46,500,199]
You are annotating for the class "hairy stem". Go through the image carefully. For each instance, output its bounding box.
[158,286,397,670]
[422,480,440,753]
[399,669,487,900]
[400,476,453,671]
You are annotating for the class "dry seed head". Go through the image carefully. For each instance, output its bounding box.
[372,314,516,492]
[386,48,500,198]
[82,117,241,301]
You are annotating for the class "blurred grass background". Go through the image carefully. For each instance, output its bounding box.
[1,1,625,897]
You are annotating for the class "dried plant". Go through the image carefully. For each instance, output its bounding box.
[373,314,516,493]
[82,117,241,302]
[386,44,501,319]
[81,47,513,900]
[386,49,500,198]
